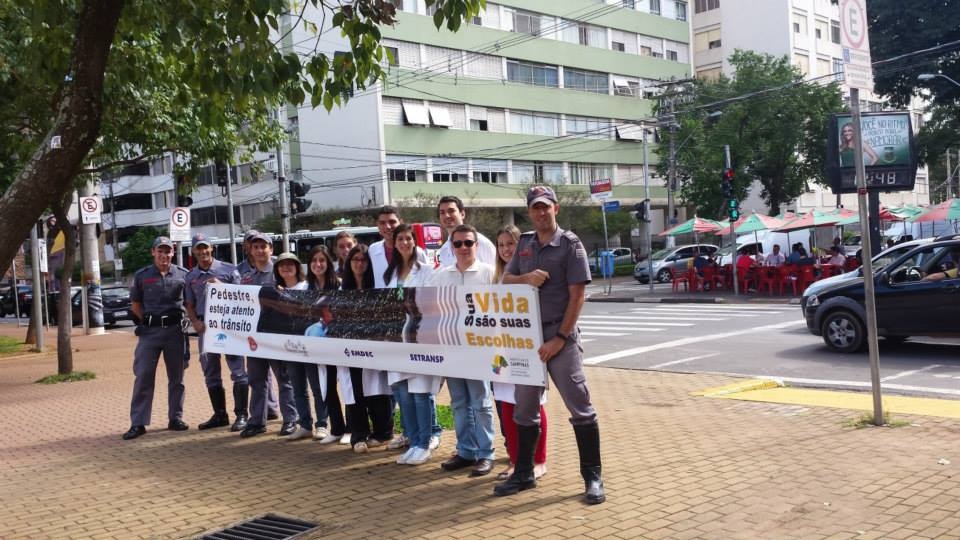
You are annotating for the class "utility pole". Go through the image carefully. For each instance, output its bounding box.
[725,145,738,296]
[225,162,238,265]
[641,130,654,293]
[667,119,677,249]
[107,176,121,281]
[29,222,44,351]
[277,109,290,253]
[79,181,105,335]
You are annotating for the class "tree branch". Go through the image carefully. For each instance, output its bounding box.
[78,149,174,174]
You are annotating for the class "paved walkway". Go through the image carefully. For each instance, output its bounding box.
[2,326,960,539]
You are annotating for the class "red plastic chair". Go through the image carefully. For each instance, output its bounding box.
[721,264,734,289]
[687,268,705,292]
[757,267,781,295]
[737,265,756,293]
[797,265,817,292]
[702,266,723,290]
[780,265,799,296]
[844,258,860,272]
[670,267,691,292]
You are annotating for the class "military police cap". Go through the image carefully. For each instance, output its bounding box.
[152,236,174,249]
[243,229,260,242]
[527,185,558,207]
[191,233,211,248]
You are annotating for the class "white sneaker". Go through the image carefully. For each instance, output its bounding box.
[353,441,368,454]
[428,435,440,450]
[366,437,389,449]
[318,433,341,445]
[313,427,330,441]
[405,447,433,465]
[396,447,416,465]
[386,435,409,450]
[288,426,313,441]
[339,433,352,445]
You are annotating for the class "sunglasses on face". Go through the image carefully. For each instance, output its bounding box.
[452,240,476,249]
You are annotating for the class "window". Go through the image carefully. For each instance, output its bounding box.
[817,57,831,77]
[697,67,722,81]
[612,41,625,52]
[832,58,844,82]
[694,0,719,13]
[192,206,241,227]
[792,13,808,35]
[431,158,468,182]
[508,8,542,36]
[638,34,664,57]
[611,29,638,54]
[695,29,721,52]
[793,22,800,33]
[470,119,489,131]
[150,155,173,176]
[384,46,399,66]
[566,116,612,139]
[564,68,608,94]
[667,50,678,61]
[423,45,462,75]
[506,60,558,87]
[472,159,508,183]
[382,97,403,125]
[675,1,687,21]
[463,52,503,79]
[794,53,809,75]
[386,155,427,182]
[815,19,828,41]
[512,161,564,184]
[562,21,605,48]
[622,0,636,7]
[615,123,645,141]
[830,20,840,43]
[510,111,559,136]
[429,104,453,127]
[401,101,429,126]
[613,77,641,97]
[664,41,688,62]
[569,163,613,185]
[381,39,421,69]
[650,0,661,15]
[152,190,172,210]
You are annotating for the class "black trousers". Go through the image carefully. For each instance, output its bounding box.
[347,367,393,445]
[324,365,347,436]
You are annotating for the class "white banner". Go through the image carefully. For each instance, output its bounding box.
[202,284,548,386]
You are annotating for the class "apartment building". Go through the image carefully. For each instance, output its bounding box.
[691,0,930,213]
[284,0,694,227]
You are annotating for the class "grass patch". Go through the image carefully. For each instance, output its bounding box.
[843,409,910,429]
[394,403,455,430]
[35,371,97,385]
[0,336,25,355]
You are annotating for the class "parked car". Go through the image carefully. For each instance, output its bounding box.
[843,235,862,257]
[48,285,134,327]
[634,244,718,283]
[801,238,960,353]
[1,285,34,317]
[588,247,633,273]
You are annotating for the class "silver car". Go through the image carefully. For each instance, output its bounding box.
[634,244,719,283]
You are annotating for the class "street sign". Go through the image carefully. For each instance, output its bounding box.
[114,258,123,271]
[37,239,48,273]
[602,200,620,212]
[839,0,874,90]
[79,196,102,224]
[169,207,191,242]
[589,178,613,201]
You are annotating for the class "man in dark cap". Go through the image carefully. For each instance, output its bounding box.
[122,236,190,440]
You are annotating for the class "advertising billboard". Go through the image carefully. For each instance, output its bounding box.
[827,112,917,194]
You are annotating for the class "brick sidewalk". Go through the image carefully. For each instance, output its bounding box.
[2,326,959,539]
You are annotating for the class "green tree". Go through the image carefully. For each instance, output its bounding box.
[0,0,483,280]
[121,226,164,275]
[658,51,843,216]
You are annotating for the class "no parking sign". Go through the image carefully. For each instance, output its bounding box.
[169,207,191,242]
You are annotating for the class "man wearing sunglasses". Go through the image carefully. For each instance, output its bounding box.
[496,185,605,505]
[430,224,497,478]
[437,196,497,267]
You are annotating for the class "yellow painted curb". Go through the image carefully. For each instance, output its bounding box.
[691,379,781,397]
[701,386,960,421]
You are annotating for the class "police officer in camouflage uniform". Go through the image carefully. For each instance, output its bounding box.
[496,185,605,504]
[184,233,249,432]
[122,236,190,440]
[238,232,298,437]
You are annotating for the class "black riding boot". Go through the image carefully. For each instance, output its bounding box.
[493,424,540,497]
[573,422,606,505]
[198,386,230,430]
[231,383,249,432]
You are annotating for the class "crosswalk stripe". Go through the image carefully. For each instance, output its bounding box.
[612,315,725,321]
[581,329,662,335]
[646,307,785,314]
[632,309,761,317]
[579,320,693,327]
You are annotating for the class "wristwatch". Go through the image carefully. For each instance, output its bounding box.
[556,331,569,341]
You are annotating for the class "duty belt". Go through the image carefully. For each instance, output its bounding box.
[144,313,183,328]
[541,318,563,326]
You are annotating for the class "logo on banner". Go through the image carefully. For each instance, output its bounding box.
[491,355,508,374]
[344,348,374,358]
[247,337,258,351]
[410,353,444,363]
[284,340,308,356]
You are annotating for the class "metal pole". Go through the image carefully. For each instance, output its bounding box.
[77,192,89,332]
[29,223,44,352]
[79,181,104,336]
[947,148,953,200]
[851,88,884,426]
[600,203,610,295]
[12,247,22,327]
[666,119,677,249]
[278,109,290,253]
[225,160,238,265]
[642,133,654,293]
[726,145,738,295]
[108,176,121,282]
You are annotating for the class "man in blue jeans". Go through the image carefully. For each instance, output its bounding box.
[429,224,496,477]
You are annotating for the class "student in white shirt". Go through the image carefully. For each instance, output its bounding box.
[436,195,497,267]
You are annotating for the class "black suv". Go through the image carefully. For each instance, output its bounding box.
[0,285,34,317]
[48,285,135,327]
[802,238,960,353]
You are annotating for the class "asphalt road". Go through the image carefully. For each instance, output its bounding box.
[577,301,960,399]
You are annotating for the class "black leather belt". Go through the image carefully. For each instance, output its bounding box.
[144,314,182,328]
[541,318,563,326]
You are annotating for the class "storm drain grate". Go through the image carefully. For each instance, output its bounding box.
[199,514,319,540]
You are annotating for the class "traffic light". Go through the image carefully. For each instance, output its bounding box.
[727,198,740,221]
[289,181,312,214]
[633,200,650,223]
[721,167,734,199]
[215,161,229,187]
[175,174,193,207]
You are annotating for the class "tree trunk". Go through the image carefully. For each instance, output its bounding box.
[52,194,77,375]
[0,1,123,282]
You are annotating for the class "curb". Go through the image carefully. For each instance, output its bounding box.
[587,296,802,305]
[691,379,782,397]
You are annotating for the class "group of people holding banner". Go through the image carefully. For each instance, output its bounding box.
[122,185,605,505]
